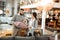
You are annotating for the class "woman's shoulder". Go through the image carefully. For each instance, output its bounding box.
[35,19,37,21]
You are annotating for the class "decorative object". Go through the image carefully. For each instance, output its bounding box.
[0,10,3,14]
[5,9,10,14]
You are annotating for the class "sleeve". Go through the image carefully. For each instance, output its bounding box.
[34,20,38,28]
[11,15,16,24]
[29,21,32,27]
[11,15,16,21]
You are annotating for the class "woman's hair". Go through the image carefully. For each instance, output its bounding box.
[20,9,24,11]
[32,12,37,19]
[18,9,24,13]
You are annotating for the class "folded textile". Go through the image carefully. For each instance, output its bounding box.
[13,22,28,28]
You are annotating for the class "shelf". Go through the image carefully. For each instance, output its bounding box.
[20,3,60,9]
[0,1,5,9]
[20,3,37,8]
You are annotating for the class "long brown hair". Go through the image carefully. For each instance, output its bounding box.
[33,12,37,20]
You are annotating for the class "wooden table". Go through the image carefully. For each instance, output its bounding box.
[0,24,14,37]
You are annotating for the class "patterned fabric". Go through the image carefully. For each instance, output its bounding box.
[13,22,28,28]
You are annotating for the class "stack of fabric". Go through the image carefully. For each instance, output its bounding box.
[13,22,28,29]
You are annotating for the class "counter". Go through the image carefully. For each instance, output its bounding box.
[0,24,14,37]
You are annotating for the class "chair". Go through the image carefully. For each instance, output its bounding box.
[57,19,60,27]
[48,20,56,30]
[16,28,27,37]
[56,19,60,31]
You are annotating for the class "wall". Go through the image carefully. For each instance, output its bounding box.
[5,0,19,16]
[5,0,12,16]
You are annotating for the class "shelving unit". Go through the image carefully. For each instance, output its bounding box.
[0,1,5,16]
[0,1,5,10]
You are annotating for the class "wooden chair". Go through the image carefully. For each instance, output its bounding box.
[48,20,56,30]
[16,28,27,37]
[57,19,60,27]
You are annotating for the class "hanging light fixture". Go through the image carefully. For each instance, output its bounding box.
[36,0,55,11]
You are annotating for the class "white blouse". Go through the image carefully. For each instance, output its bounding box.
[29,19,35,28]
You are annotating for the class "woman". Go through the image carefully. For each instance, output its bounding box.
[28,12,38,36]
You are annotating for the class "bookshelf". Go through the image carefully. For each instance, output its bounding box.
[0,1,5,16]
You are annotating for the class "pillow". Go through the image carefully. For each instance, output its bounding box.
[13,22,28,29]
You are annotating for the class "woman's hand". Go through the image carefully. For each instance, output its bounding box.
[28,26,32,30]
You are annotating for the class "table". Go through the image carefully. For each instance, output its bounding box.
[0,24,14,37]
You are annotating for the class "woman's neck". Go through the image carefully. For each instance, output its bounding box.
[32,17,35,20]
